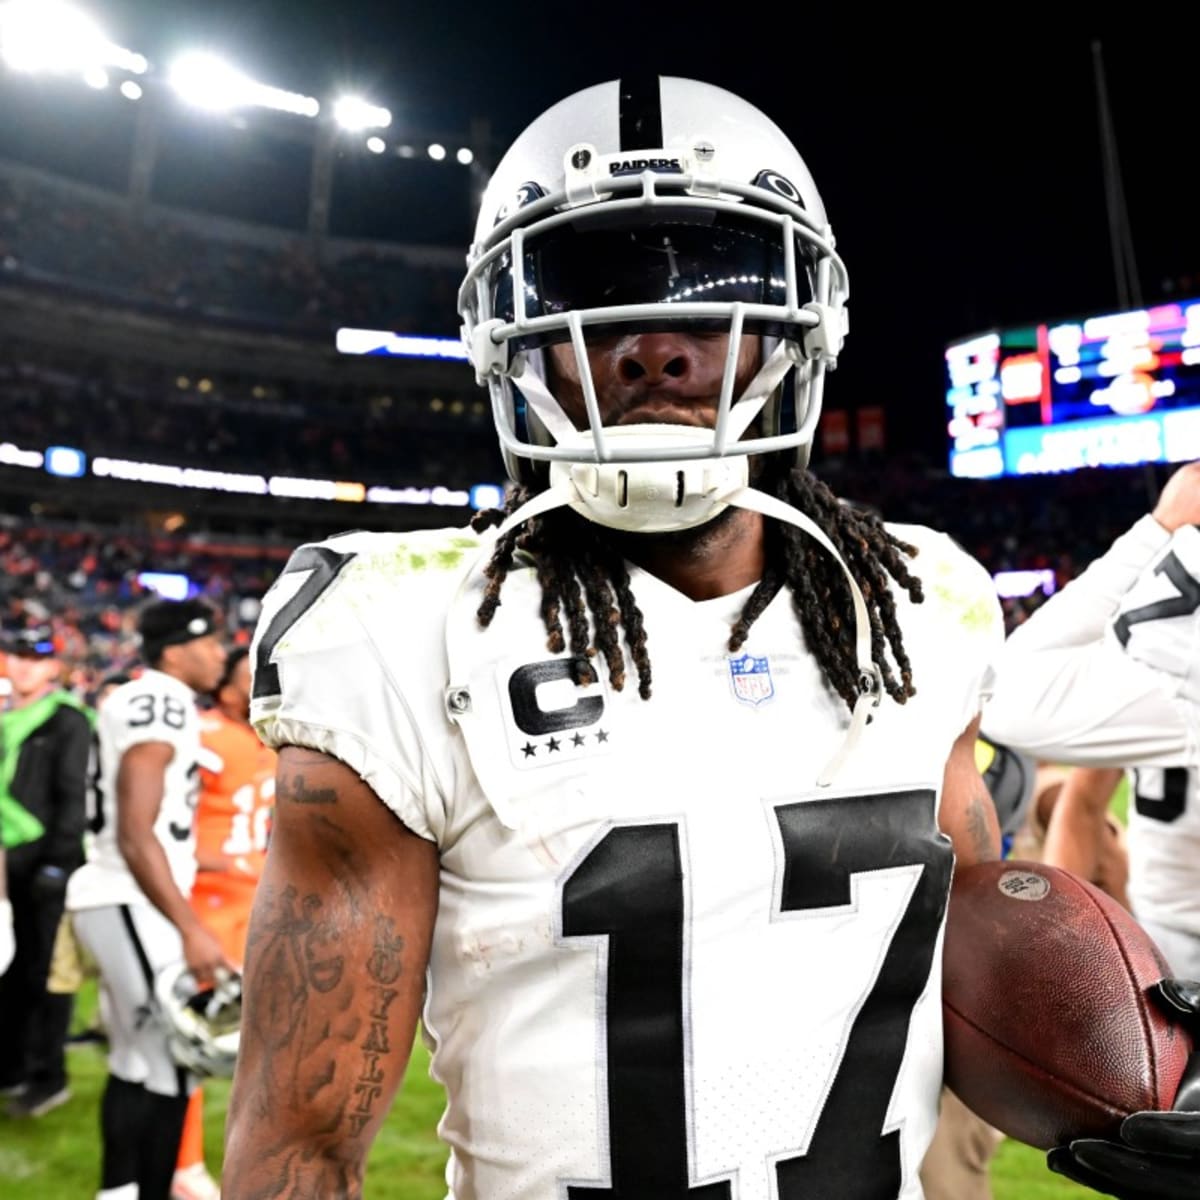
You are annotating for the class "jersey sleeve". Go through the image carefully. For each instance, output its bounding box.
[249,532,455,845]
[983,515,1194,767]
[895,523,1006,737]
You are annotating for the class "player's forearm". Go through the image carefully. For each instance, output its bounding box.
[1041,766,1124,885]
[1041,792,1107,883]
[1003,515,1169,654]
[223,747,439,1198]
[117,829,200,933]
[223,880,424,1197]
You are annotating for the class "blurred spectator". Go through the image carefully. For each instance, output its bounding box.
[0,625,93,1118]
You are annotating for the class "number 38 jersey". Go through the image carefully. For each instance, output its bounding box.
[68,669,202,912]
[251,524,1002,1200]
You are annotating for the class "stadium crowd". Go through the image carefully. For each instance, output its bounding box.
[0,343,497,485]
[0,171,459,334]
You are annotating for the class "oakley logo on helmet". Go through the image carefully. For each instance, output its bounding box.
[753,169,804,208]
[608,156,682,176]
[494,181,547,226]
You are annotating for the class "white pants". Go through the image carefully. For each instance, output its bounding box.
[72,904,193,1098]
[1137,914,1200,981]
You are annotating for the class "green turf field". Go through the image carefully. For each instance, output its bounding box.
[2,1027,1091,1198]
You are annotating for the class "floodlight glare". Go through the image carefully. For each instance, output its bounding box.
[1,0,98,72]
[169,51,319,118]
[169,52,248,111]
[456,147,474,165]
[119,79,141,100]
[0,0,146,78]
[428,142,446,161]
[334,95,391,131]
[366,136,385,154]
[83,64,107,89]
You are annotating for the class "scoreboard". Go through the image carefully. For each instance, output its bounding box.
[946,300,1200,478]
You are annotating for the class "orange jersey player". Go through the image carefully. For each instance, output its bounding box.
[191,647,274,967]
[175,646,273,1200]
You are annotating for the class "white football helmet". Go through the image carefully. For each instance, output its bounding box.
[155,963,242,1078]
[459,74,849,534]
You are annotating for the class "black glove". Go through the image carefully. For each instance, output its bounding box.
[1048,980,1200,1199]
[29,863,70,901]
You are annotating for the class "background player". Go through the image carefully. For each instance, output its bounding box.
[173,647,274,1200]
[987,460,1200,978]
[67,599,229,1200]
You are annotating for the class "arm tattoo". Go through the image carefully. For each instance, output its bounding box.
[278,772,338,806]
[349,918,405,1137]
[966,780,999,863]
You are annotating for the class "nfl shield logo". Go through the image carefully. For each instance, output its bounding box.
[728,653,774,707]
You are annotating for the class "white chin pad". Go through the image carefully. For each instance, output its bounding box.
[548,425,750,534]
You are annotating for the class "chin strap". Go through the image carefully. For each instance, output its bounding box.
[725,485,882,786]
[480,474,882,787]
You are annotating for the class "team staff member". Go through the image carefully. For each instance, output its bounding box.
[69,600,228,1200]
[173,648,274,1200]
[0,625,91,1118]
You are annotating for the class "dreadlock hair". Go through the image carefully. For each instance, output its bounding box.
[470,464,924,712]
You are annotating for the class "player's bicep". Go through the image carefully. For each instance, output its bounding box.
[938,715,1001,867]
[226,745,439,1187]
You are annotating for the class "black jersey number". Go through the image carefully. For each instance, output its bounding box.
[126,694,188,730]
[560,788,951,1199]
[253,545,356,700]
[1114,551,1200,647]
[1133,765,1189,824]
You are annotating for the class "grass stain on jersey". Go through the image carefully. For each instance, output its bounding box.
[928,560,1001,635]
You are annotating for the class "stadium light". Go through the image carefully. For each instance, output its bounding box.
[366,135,385,154]
[0,1,147,77]
[119,79,141,100]
[82,64,106,89]
[168,51,319,118]
[456,147,474,165]
[428,142,446,161]
[333,94,391,131]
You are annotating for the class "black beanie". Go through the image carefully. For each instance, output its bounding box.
[138,600,218,663]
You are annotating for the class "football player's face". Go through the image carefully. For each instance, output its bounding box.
[546,331,761,431]
[177,634,227,695]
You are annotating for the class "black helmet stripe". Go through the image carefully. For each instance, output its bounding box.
[618,73,663,151]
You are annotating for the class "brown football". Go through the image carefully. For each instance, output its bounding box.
[942,859,1192,1150]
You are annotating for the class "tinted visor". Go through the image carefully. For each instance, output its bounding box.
[495,209,809,348]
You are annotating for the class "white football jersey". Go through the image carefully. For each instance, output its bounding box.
[251,523,1001,1200]
[986,517,1200,938]
[68,669,202,912]
[985,516,1193,766]
[1113,526,1200,937]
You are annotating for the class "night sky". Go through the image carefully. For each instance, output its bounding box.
[7,3,1200,459]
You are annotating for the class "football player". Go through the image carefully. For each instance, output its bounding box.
[225,78,1196,1200]
[986,459,1200,1195]
[68,600,230,1200]
[173,646,274,1200]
